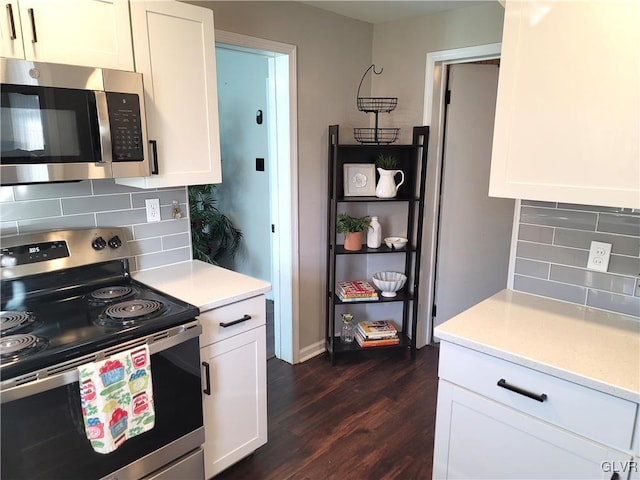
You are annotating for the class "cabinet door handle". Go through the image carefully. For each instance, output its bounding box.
[27,8,37,43]
[202,361,211,396]
[220,314,251,328]
[6,4,17,40]
[497,378,547,403]
[149,140,159,174]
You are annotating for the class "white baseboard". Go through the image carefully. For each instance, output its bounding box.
[297,340,326,363]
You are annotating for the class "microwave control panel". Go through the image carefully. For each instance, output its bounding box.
[106,92,144,162]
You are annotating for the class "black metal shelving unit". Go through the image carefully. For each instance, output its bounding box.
[325,125,429,364]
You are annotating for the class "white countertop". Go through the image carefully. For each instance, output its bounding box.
[133,260,271,312]
[434,290,640,403]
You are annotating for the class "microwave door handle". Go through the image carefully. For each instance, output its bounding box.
[150,140,159,174]
[94,91,111,165]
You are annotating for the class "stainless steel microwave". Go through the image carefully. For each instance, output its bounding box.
[0,58,152,185]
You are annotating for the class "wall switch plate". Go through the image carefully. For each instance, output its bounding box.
[145,198,161,223]
[586,241,612,272]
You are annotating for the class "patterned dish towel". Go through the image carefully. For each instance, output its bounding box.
[78,345,155,454]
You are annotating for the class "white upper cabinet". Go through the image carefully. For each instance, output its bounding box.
[0,0,133,70]
[117,0,222,188]
[489,1,640,208]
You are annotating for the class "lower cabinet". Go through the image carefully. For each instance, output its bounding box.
[433,342,637,480]
[199,295,267,479]
[433,381,632,480]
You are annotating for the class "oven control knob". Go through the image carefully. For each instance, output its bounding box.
[92,236,107,250]
[108,235,122,249]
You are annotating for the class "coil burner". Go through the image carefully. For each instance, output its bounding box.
[88,286,136,303]
[0,311,36,336]
[98,299,166,327]
[0,334,48,360]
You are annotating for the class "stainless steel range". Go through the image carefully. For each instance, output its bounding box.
[1,228,204,479]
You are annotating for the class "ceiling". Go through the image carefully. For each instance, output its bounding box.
[303,1,497,24]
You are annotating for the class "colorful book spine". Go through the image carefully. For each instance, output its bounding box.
[337,280,377,297]
[338,294,379,302]
[356,331,400,347]
[357,320,397,339]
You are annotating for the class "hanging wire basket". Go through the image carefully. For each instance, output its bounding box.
[354,128,399,145]
[356,64,398,114]
[354,64,399,144]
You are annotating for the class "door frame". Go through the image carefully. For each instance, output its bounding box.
[215,30,300,364]
[418,43,505,347]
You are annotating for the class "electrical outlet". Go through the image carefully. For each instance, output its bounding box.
[586,241,611,272]
[145,198,161,223]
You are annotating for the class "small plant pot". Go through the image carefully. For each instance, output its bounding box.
[344,232,363,251]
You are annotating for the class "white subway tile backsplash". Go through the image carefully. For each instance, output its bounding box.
[0,180,191,271]
[514,203,640,319]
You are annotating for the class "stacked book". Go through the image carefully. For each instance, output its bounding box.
[355,320,400,347]
[337,280,379,302]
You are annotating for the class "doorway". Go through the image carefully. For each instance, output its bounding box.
[215,31,299,364]
[418,43,516,346]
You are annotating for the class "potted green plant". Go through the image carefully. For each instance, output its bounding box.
[375,153,398,170]
[375,153,404,198]
[337,213,371,251]
[189,184,242,266]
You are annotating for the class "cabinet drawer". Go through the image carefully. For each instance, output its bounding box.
[199,295,265,347]
[439,342,638,451]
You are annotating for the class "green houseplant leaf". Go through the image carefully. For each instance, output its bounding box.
[189,184,242,266]
[337,213,371,233]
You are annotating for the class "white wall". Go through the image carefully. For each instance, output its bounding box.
[371,3,505,143]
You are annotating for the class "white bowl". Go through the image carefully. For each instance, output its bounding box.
[384,237,408,249]
[372,271,407,297]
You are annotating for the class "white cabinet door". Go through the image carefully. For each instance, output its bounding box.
[489,1,640,209]
[2,0,133,70]
[433,380,632,479]
[200,325,267,479]
[1,1,24,59]
[120,0,222,188]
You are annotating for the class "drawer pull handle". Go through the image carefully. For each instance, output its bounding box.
[202,361,211,396]
[497,378,547,403]
[220,314,251,328]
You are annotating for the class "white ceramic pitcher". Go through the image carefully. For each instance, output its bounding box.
[375,168,404,198]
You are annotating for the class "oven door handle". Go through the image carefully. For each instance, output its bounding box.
[1,322,202,404]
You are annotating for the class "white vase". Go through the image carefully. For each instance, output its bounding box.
[375,168,404,198]
[367,216,382,248]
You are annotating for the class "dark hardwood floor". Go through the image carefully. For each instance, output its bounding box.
[214,345,440,480]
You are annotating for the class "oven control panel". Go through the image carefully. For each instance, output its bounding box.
[0,228,132,279]
[1,241,70,267]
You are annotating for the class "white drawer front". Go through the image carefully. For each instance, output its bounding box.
[199,295,265,347]
[439,342,637,451]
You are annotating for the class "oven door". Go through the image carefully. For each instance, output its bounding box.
[1,323,204,480]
